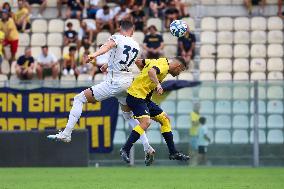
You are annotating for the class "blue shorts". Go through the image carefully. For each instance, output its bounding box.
[126,94,163,118]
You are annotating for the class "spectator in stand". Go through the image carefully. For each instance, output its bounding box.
[172,0,189,17]
[66,0,85,19]
[178,29,196,63]
[14,0,31,32]
[113,3,131,29]
[143,25,164,59]
[86,0,101,18]
[0,30,4,74]
[16,47,35,80]
[24,0,47,18]
[96,5,114,34]
[278,0,284,18]
[164,1,180,29]
[78,20,96,48]
[36,45,59,80]
[64,22,78,46]
[62,46,78,76]
[244,0,266,15]
[131,4,146,32]
[2,2,14,18]
[197,117,210,165]
[149,0,165,18]
[0,9,19,62]
[77,45,96,80]
[57,0,68,17]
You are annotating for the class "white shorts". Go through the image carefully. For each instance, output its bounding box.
[90,79,132,105]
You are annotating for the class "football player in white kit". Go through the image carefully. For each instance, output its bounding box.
[47,20,155,165]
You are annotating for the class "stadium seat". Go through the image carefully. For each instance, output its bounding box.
[267,44,284,58]
[199,73,215,81]
[217,17,233,31]
[267,16,283,30]
[172,130,180,143]
[215,130,231,144]
[199,59,215,72]
[251,44,266,58]
[96,32,111,45]
[15,47,25,59]
[182,17,195,31]
[268,31,283,44]
[215,100,231,114]
[216,73,232,81]
[268,72,283,80]
[234,72,249,80]
[32,19,48,33]
[1,59,10,74]
[164,45,177,58]
[216,59,232,72]
[199,87,215,99]
[147,18,162,31]
[176,115,190,129]
[251,17,266,31]
[201,17,216,31]
[215,115,231,129]
[47,33,63,46]
[178,73,193,80]
[233,115,249,129]
[232,130,249,144]
[19,33,30,46]
[31,33,46,46]
[217,31,233,44]
[200,45,216,58]
[200,31,216,44]
[49,47,62,59]
[234,31,250,44]
[48,19,64,32]
[250,72,266,80]
[234,44,249,58]
[267,86,283,99]
[251,31,266,44]
[47,0,57,7]
[163,32,178,45]
[250,130,266,144]
[232,0,245,4]
[177,100,193,114]
[267,115,283,129]
[177,88,193,100]
[200,100,214,114]
[233,59,249,72]
[203,115,214,129]
[250,86,266,99]
[61,75,76,81]
[267,130,284,144]
[132,32,144,45]
[234,17,249,31]
[161,101,176,114]
[216,87,232,99]
[94,73,106,81]
[116,116,125,130]
[201,0,216,4]
[65,19,80,32]
[113,130,126,144]
[267,100,283,114]
[147,130,162,144]
[217,45,233,58]
[31,47,42,58]
[250,115,266,129]
[233,86,249,99]
[250,58,266,72]
[216,0,232,5]
[233,100,249,114]
[250,101,266,114]
[267,58,283,71]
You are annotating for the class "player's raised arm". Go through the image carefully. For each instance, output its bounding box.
[148,67,163,95]
[87,39,116,63]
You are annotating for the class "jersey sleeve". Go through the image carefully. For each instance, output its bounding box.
[154,59,169,75]
[109,35,119,46]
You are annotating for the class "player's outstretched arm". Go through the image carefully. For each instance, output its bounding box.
[87,39,116,63]
[148,67,163,95]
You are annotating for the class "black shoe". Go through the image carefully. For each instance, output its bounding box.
[145,150,155,166]
[120,148,130,164]
[169,152,190,161]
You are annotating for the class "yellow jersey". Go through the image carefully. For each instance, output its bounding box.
[14,8,30,23]
[63,53,75,66]
[0,31,4,56]
[128,58,169,100]
[189,111,200,136]
[0,18,19,41]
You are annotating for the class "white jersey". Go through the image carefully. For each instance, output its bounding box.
[106,34,140,81]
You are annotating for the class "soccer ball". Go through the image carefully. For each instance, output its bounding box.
[169,20,188,38]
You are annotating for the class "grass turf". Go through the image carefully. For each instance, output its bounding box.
[1,167,284,189]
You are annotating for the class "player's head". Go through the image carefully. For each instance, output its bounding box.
[168,56,188,77]
[119,20,135,36]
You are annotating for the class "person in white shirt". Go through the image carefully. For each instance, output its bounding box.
[95,5,114,34]
[78,20,97,48]
[36,45,59,79]
[113,3,131,28]
[197,117,211,165]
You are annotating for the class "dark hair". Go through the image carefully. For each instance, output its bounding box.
[2,2,11,12]
[119,20,134,31]
[41,45,48,49]
[148,25,157,31]
[199,117,206,125]
[174,56,188,68]
[69,46,77,52]
[67,22,73,27]
[103,5,109,10]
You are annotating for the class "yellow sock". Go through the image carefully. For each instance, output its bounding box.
[133,125,145,135]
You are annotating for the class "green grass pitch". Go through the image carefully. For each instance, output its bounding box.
[1,167,284,189]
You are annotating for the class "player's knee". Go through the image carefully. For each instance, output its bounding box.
[140,119,151,130]
[155,113,172,133]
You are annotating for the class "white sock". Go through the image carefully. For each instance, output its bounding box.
[122,111,151,152]
[63,92,87,136]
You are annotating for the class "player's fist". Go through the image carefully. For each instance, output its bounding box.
[87,54,95,63]
[156,83,163,95]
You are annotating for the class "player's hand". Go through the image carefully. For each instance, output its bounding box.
[87,54,95,63]
[100,64,108,73]
[156,83,163,95]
